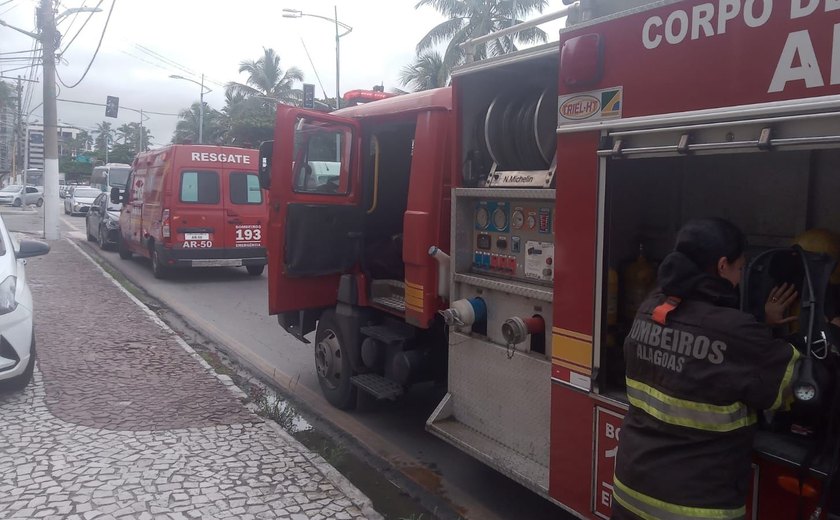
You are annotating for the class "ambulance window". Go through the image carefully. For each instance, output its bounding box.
[292,117,352,195]
[229,173,262,204]
[180,171,220,204]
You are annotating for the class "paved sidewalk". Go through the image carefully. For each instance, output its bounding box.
[0,237,379,520]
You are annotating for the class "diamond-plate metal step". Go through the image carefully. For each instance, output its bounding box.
[351,374,404,400]
[371,295,406,312]
[360,325,413,345]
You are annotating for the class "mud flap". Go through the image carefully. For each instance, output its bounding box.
[278,310,320,343]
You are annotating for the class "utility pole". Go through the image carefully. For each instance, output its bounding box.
[11,77,22,184]
[39,0,59,240]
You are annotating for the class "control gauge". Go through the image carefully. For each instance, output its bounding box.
[475,206,490,229]
[527,214,537,230]
[511,209,524,230]
[493,208,508,230]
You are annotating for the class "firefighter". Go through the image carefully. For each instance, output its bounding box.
[612,218,801,520]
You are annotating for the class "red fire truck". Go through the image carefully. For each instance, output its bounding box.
[262,1,840,518]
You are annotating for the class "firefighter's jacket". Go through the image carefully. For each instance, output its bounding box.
[613,251,800,520]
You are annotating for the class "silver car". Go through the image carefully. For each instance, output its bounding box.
[0,186,44,208]
[64,187,102,216]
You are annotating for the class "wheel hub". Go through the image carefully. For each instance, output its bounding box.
[314,330,342,389]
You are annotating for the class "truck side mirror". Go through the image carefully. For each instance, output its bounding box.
[110,186,123,205]
[258,140,273,190]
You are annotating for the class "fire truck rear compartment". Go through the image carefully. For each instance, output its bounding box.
[599,145,840,394]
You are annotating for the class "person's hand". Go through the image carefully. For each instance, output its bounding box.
[765,283,799,327]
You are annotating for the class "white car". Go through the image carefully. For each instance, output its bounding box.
[64,186,102,216]
[0,185,44,207]
[0,215,49,391]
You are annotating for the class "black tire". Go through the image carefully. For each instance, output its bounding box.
[0,338,35,392]
[12,198,21,207]
[118,236,132,260]
[314,310,357,410]
[86,221,96,241]
[36,198,43,208]
[246,265,264,276]
[98,225,108,250]
[151,248,169,279]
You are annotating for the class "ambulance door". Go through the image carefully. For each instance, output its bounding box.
[267,107,363,338]
[224,169,266,254]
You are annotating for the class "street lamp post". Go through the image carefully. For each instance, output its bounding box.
[282,7,352,110]
[170,74,210,144]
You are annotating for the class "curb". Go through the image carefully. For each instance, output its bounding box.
[66,238,384,520]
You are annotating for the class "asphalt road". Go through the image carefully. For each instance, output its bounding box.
[49,201,567,520]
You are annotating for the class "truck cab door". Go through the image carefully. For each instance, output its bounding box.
[267,107,363,340]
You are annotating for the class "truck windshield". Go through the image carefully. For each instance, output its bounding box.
[108,168,130,187]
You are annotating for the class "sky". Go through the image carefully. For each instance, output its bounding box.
[1,0,569,148]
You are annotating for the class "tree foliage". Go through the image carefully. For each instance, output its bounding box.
[400,50,449,91]
[415,0,548,69]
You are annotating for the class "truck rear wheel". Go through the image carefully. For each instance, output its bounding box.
[151,248,169,279]
[314,310,357,410]
[246,265,264,276]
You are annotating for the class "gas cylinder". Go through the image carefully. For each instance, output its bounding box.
[623,244,656,322]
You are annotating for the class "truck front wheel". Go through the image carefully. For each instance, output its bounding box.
[314,310,357,410]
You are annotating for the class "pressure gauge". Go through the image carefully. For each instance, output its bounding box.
[493,208,508,230]
[511,209,524,230]
[794,383,817,402]
[527,214,537,230]
[475,206,490,229]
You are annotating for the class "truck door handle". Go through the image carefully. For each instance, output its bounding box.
[347,231,363,239]
[228,218,242,224]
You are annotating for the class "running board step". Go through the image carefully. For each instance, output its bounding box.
[370,295,406,313]
[360,325,414,345]
[351,374,404,400]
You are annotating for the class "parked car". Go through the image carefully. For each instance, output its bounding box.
[0,214,50,391]
[64,187,101,216]
[114,144,267,278]
[59,185,69,198]
[85,193,122,249]
[0,185,44,207]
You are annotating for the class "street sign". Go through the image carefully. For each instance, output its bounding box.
[303,84,315,109]
[105,96,119,118]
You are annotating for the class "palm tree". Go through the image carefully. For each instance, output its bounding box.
[415,0,548,69]
[94,121,114,153]
[226,48,304,105]
[115,123,134,144]
[400,50,449,91]
[173,102,224,145]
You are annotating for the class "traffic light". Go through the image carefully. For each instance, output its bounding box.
[105,96,119,118]
[303,84,315,109]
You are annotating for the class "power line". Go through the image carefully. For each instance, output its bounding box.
[57,0,115,89]
[0,48,39,55]
[56,0,102,59]
[57,97,180,116]
[58,0,86,35]
[134,43,195,77]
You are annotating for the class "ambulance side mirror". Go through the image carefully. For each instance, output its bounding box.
[258,140,273,190]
